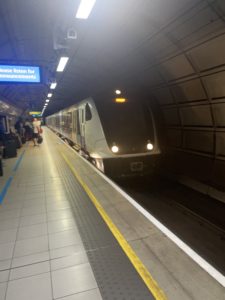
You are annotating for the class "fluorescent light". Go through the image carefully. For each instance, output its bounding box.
[76,0,96,19]
[46,99,50,103]
[47,93,52,97]
[50,82,57,89]
[115,90,121,95]
[56,57,69,72]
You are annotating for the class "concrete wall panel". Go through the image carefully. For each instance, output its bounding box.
[152,88,174,105]
[183,131,213,153]
[203,71,225,99]
[216,132,225,157]
[212,160,225,191]
[213,103,225,127]
[189,34,225,71]
[180,105,213,126]
[160,54,194,80]
[171,79,206,102]
[166,129,182,148]
[162,107,180,125]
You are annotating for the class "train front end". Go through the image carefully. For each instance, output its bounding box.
[95,96,161,177]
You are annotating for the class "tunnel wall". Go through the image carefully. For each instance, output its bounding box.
[151,33,225,202]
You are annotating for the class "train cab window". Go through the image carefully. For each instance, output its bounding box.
[85,103,92,121]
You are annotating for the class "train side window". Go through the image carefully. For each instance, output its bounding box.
[85,103,92,121]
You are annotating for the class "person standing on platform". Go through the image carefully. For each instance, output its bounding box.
[32,118,41,146]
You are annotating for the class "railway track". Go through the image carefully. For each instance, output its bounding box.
[118,175,225,243]
[166,197,225,239]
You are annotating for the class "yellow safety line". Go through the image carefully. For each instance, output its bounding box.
[60,151,167,300]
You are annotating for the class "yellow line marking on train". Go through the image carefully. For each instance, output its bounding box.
[60,151,167,300]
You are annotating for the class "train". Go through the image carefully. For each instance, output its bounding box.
[46,95,160,177]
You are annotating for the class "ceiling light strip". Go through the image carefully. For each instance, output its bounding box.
[56,57,69,72]
[76,0,96,19]
[50,82,57,89]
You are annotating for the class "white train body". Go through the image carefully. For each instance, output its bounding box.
[46,97,160,177]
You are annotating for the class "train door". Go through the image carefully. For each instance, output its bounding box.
[76,110,81,147]
[59,112,63,134]
[71,110,76,142]
[79,108,86,149]
[75,107,86,150]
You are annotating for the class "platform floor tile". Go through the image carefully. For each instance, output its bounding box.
[57,288,102,300]
[17,222,48,240]
[0,282,7,300]
[11,251,50,268]
[9,261,50,280]
[13,235,49,257]
[51,263,97,299]
[0,270,9,283]
[6,273,52,300]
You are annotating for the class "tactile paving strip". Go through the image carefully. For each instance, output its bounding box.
[55,151,155,300]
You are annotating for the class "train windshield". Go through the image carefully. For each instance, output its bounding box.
[95,99,155,154]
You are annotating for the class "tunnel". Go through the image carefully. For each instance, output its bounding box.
[0,0,224,201]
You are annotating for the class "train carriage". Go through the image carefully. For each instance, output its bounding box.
[46,96,160,177]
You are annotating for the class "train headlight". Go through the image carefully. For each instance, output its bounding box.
[111,145,119,153]
[147,142,153,151]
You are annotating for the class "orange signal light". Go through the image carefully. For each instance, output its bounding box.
[115,98,127,103]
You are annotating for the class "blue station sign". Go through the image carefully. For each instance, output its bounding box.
[0,65,41,83]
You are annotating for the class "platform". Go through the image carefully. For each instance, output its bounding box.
[0,128,224,300]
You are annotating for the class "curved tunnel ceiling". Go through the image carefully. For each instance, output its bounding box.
[0,0,224,111]
[0,0,225,194]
